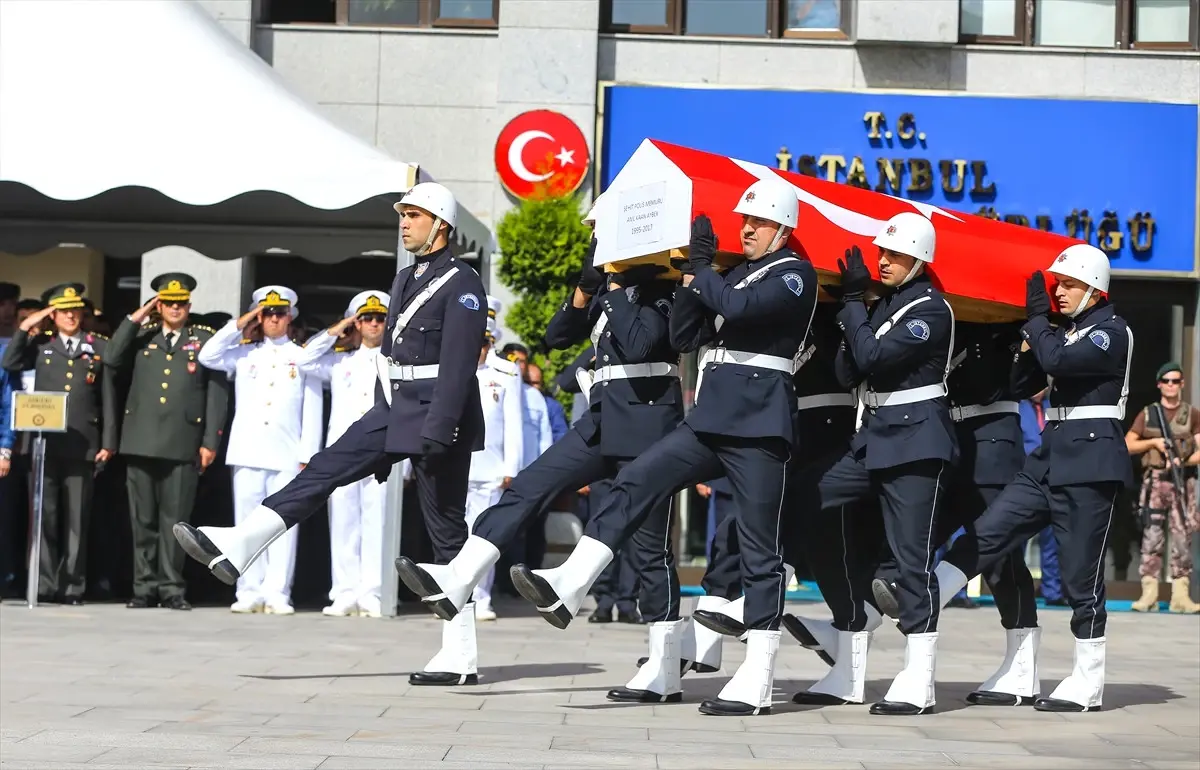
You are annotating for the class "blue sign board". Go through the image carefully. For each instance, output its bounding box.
[600,85,1199,275]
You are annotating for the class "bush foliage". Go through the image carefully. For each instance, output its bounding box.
[495,193,593,414]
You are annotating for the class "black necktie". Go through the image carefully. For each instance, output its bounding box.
[66,339,75,356]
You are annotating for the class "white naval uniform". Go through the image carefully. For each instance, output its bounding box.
[304,338,391,615]
[467,353,524,614]
[197,321,324,612]
[519,382,553,471]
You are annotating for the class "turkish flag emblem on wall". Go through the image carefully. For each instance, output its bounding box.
[494,110,590,200]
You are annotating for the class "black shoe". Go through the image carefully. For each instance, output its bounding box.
[693,609,746,637]
[174,522,240,586]
[126,596,157,609]
[1044,597,1069,607]
[394,556,459,621]
[1033,697,1099,713]
[869,700,933,715]
[409,671,479,686]
[616,609,643,624]
[947,596,978,609]
[699,698,770,716]
[162,596,192,611]
[792,691,852,706]
[509,564,572,629]
[871,579,900,619]
[607,687,682,703]
[589,607,613,623]
[781,614,834,667]
[967,690,1035,706]
[62,596,84,606]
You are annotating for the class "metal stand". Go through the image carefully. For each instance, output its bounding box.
[25,433,45,608]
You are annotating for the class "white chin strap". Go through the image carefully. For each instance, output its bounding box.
[1067,287,1095,319]
[763,225,787,256]
[414,217,443,257]
[898,259,925,287]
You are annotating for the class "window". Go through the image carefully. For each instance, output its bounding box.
[602,0,851,38]
[959,0,1198,49]
[263,0,499,28]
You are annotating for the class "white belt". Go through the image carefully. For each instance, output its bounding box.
[796,393,857,411]
[861,383,946,409]
[700,347,795,374]
[1045,405,1123,421]
[387,362,440,381]
[593,362,679,384]
[950,401,1020,422]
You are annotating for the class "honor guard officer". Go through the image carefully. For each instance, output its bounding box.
[176,182,488,686]
[871,320,1045,707]
[104,274,229,610]
[506,176,817,717]
[194,285,325,615]
[2,283,118,604]
[295,290,392,618]
[393,230,683,700]
[466,296,525,621]
[784,212,958,716]
[918,244,1133,714]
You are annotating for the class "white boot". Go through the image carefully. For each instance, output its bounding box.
[871,632,938,715]
[609,619,685,703]
[1035,637,1104,712]
[410,602,479,686]
[793,630,870,705]
[936,562,969,608]
[175,505,287,586]
[699,629,780,717]
[396,535,501,621]
[696,564,794,638]
[784,600,880,668]
[511,535,613,629]
[968,627,1041,706]
[680,595,727,673]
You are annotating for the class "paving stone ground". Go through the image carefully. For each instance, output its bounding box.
[1,596,1197,769]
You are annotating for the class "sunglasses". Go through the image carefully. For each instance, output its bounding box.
[160,300,188,309]
[261,308,290,318]
[359,313,387,324]
[1160,377,1183,385]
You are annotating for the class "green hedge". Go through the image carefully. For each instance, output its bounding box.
[495,193,593,415]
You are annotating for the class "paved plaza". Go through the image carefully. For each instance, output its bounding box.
[1,596,1197,769]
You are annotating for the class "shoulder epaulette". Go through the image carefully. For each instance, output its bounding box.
[333,345,350,353]
[140,320,160,331]
[191,325,215,335]
[87,332,109,342]
[240,338,255,345]
[40,329,53,337]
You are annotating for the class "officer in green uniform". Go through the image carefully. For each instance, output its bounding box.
[1,282,118,604]
[104,274,229,609]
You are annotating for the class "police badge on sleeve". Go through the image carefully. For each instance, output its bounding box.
[906,319,931,341]
[782,273,804,296]
[1088,329,1111,350]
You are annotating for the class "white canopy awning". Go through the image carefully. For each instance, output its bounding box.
[0,0,494,264]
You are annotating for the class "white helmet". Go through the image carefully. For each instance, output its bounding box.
[394,182,458,230]
[873,212,936,263]
[1048,243,1110,293]
[733,176,799,229]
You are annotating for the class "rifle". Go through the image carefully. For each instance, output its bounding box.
[1152,403,1189,522]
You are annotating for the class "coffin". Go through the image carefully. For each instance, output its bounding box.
[593,139,1089,322]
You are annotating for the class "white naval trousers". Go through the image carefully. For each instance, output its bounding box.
[232,465,300,607]
[465,480,503,609]
[327,475,386,605]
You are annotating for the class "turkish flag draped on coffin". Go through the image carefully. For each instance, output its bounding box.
[594,139,1086,322]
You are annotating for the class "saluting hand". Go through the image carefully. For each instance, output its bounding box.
[129,297,159,325]
[236,306,263,331]
[837,245,870,301]
[1025,271,1052,320]
[19,306,55,333]
[328,316,357,337]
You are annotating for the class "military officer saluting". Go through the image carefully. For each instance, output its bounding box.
[175,182,489,686]
[1,283,118,604]
[291,289,393,618]
[104,273,229,610]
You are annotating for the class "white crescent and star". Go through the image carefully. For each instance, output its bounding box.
[508,129,577,183]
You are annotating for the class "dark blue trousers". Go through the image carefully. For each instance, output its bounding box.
[701,488,741,601]
[584,424,790,631]
[945,473,1119,639]
[791,451,949,635]
[474,427,677,622]
[262,403,471,562]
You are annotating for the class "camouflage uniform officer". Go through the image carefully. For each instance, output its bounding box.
[1125,361,1200,614]
[104,274,229,610]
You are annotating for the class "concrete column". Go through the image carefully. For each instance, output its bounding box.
[141,247,249,316]
[489,0,600,346]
